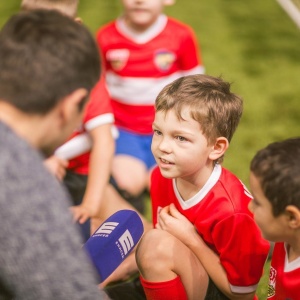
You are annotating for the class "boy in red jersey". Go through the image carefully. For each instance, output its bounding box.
[21,0,116,240]
[96,0,205,212]
[135,74,270,299]
[249,137,300,299]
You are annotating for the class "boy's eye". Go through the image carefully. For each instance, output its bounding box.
[153,129,162,135]
[176,136,187,142]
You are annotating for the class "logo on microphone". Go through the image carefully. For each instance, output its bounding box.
[117,229,135,258]
[93,221,135,259]
[94,222,119,237]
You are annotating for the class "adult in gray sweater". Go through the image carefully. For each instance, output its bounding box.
[0,9,108,299]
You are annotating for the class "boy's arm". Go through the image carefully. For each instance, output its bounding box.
[72,123,115,224]
[157,204,257,300]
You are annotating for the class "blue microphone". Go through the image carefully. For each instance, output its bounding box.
[84,209,144,282]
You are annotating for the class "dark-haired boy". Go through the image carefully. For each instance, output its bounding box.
[249,137,300,299]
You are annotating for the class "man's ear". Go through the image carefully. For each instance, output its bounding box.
[285,205,300,229]
[208,137,229,161]
[59,88,88,124]
[74,17,83,24]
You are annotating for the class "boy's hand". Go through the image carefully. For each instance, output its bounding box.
[156,203,200,245]
[44,155,68,181]
[70,204,94,224]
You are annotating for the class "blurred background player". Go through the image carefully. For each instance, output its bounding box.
[22,0,116,241]
[96,0,205,213]
[249,137,300,299]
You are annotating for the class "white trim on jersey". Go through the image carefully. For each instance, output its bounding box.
[229,283,258,294]
[55,133,92,160]
[283,243,300,272]
[182,65,205,76]
[116,14,168,44]
[106,65,203,105]
[173,164,222,210]
[55,114,116,160]
[85,113,114,131]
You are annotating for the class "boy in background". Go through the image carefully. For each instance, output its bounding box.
[249,137,300,299]
[97,0,205,212]
[22,0,116,239]
[136,74,270,299]
[0,9,107,299]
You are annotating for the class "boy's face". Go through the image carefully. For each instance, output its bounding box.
[121,0,172,32]
[151,107,215,183]
[249,172,288,242]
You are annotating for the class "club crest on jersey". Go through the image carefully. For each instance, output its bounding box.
[267,266,276,297]
[154,49,175,72]
[106,49,129,71]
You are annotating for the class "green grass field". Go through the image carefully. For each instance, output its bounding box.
[1,1,299,299]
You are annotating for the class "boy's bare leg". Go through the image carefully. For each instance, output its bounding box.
[90,183,152,235]
[136,229,209,300]
[112,155,148,197]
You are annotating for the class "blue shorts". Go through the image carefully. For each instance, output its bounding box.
[115,128,156,170]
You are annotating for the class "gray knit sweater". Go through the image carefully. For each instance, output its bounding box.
[0,122,108,299]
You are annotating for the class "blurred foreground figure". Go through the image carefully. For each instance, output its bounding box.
[0,9,108,299]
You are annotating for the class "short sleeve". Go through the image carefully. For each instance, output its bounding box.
[212,213,269,293]
[83,76,114,130]
[177,24,203,71]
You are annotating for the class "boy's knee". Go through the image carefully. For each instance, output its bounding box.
[112,156,148,196]
[121,179,145,196]
[136,229,173,273]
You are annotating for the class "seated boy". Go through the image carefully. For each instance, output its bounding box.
[249,137,300,299]
[21,0,116,240]
[136,74,270,299]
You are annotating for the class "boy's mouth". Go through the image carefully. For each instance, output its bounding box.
[160,158,173,165]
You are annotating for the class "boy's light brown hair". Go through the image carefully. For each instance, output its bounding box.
[155,74,243,146]
[21,0,79,18]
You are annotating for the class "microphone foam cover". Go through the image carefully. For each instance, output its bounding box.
[84,209,144,282]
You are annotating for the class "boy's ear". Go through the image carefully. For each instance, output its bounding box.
[209,137,229,161]
[285,205,300,229]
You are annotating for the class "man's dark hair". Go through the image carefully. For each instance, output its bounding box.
[250,137,300,216]
[0,9,100,114]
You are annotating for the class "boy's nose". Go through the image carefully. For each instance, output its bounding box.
[158,138,171,153]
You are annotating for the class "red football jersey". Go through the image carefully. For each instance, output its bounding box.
[268,242,300,299]
[97,15,204,134]
[67,77,114,174]
[151,164,270,295]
